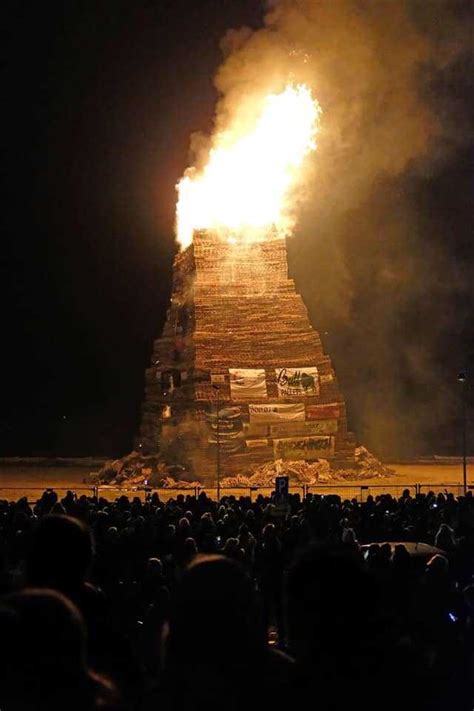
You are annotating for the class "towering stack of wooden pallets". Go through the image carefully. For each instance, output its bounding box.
[138,229,355,479]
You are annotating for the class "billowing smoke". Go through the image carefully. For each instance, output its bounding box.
[183,0,473,458]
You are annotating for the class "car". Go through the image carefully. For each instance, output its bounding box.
[361,541,445,564]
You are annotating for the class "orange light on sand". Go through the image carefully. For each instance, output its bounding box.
[176,84,321,249]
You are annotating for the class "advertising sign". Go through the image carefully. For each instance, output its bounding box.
[275,476,289,499]
[211,373,226,385]
[275,367,319,397]
[306,403,341,420]
[268,419,338,437]
[273,435,335,461]
[319,373,334,384]
[229,369,267,400]
[249,403,305,423]
[244,423,269,437]
[245,439,269,449]
[206,406,244,453]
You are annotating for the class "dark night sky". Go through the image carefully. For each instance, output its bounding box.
[1,1,472,458]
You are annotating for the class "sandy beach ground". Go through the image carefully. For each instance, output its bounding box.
[0,462,472,502]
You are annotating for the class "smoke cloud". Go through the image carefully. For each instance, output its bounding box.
[184,0,473,458]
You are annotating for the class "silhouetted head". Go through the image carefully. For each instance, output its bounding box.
[0,589,115,710]
[341,527,358,547]
[0,587,86,673]
[26,514,93,593]
[286,545,376,663]
[392,544,410,571]
[463,584,474,611]
[165,555,264,668]
[183,537,198,561]
[238,523,249,537]
[435,523,456,550]
[367,543,381,565]
[165,524,175,541]
[426,553,449,582]
[178,516,191,532]
[146,557,163,578]
[263,523,276,540]
[222,538,243,561]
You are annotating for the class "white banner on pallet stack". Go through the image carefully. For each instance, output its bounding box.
[268,419,338,437]
[249,403,305,423]
[211,373,226,385]
[273,435,335,460]
[229,369,267,399]
[275,367,319,397]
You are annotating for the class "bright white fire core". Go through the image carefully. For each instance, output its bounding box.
[176,84,321,249]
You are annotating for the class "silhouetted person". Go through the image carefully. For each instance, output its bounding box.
[0,589,118,710]
[391,543,414,612]
[222,536,244,561]
[24,514,131,693]
[182,536,198,566]
[435,523,457,552]
[149,554,293,711]
[141,557,169,608]
[282,515,303,565]
[26,514,93,595]
[256,523,284,641]
[341,526,360,551]
[286,544,416,711]
[141,558,170,679]
[238,522,256,569]
[25,515,106,641]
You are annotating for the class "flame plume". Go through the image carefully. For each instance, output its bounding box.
[176,84,321,249]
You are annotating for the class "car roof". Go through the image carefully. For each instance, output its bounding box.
[361,542,445,558]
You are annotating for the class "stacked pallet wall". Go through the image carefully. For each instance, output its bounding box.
[137,229,355,478]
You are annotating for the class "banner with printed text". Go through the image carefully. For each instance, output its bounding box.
[211,373,227,385]
[275,367,319,397]
[268,419,338,437]
[273,435,335,461]
[319,373,334,384]
[229,369,267,400]
[205,405,244,453]
[306,403,341,420]
[249,403,305,423]
[245,439,269,449]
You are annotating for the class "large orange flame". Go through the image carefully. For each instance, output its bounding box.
[176,84,321,249]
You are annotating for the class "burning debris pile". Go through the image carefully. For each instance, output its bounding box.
[123,65,399,486]
[92,446,394,490]
[134,80,359,478]
[90,452,201,489]
[220,447,394,487]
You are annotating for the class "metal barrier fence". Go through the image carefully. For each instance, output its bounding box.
[0,486,97,498]
[0,481,471,503]
[418,483,474,497]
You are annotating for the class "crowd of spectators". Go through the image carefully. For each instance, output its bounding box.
[1,486,474,710]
